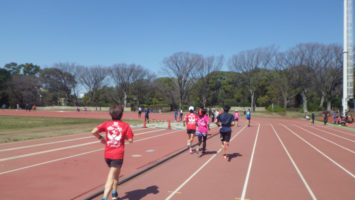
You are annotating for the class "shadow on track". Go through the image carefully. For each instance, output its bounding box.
[119,185,159,200]
[228,152,242,162]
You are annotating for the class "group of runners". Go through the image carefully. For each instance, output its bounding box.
[91,105,252,200]
[183,106,252,159]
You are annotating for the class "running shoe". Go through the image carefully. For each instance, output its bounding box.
[223,154,228,159]
[195,146,199,153]
[189,148,193,153]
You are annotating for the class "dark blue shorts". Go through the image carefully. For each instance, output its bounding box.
[105,158,123,168]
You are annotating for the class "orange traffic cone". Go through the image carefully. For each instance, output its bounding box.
[168,120,171,130]
[143,118,147,128]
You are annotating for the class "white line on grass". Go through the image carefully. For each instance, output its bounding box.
[0,130,182,175]
[165,125,248,200]
[240,124,260,200]
[294,125,355,154]
[281,124,355,178]
[271,124,317,200]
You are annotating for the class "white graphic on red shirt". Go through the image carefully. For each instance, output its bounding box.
[188,115,196,124]
[107,122,122,147]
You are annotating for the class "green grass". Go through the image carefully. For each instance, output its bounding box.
[0,116,141,143]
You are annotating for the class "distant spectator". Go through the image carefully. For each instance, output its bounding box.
[179,109,183,122]
[311,112,315,125]
[145,108,150,123]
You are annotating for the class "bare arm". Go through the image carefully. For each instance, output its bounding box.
[91,128,106,144]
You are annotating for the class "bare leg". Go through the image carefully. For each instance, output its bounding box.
[103,166,121,199]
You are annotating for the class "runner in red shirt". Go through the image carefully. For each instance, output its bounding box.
[183,106,198,153]
[91,105,134,200]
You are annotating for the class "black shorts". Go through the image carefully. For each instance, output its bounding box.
[105,158,123,168]
[186,129,196,134]
[220,132,231,142]
[235,118,239,121]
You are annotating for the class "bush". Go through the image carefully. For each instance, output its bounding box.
[266,104,285,112]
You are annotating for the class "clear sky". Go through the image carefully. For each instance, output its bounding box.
[0,0,346,76]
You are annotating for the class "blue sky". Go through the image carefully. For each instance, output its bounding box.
[0,0,345,75]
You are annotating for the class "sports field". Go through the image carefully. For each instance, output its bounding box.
[0,110,354,200]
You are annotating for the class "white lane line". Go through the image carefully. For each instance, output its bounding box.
[0,128,165,153]
[166,125,247,200]
[281,124,355,178]
[0,130,182,175]
[294,125,355,154]
[0,141,99,162]
[0,149,103,175]
[324,126,355,137]
[305,126,354,143]
[0,136,93,152]
[271,124,317,200]
[240,124,260,200]
[0,127,147,147]
[1,129,176,162]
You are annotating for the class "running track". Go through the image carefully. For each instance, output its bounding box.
[0,111,354,200]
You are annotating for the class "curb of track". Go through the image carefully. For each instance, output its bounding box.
[83,131,219,200]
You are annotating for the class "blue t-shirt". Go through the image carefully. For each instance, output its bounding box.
[217,112,235,133]
[246,111,251,119]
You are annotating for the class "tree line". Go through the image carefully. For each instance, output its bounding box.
[0,42,354,113]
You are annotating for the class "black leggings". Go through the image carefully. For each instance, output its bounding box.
[198,135,207,151]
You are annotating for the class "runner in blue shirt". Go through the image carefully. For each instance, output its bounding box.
[246,109,251,127]
[216,105,235,160]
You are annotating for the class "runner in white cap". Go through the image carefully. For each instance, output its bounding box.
[183,106,198,153]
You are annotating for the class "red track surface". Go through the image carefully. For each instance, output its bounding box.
[0,110,354,200]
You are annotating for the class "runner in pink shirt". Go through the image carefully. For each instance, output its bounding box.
[233,110,240,127]
[196,108,210,154]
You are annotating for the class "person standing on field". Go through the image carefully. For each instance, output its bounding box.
[91,105,134,200]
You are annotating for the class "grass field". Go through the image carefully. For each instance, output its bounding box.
[0,116,140,143]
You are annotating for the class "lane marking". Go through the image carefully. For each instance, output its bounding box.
[0,141,99,162]
[240,124,260,200]
[165,125,248,200]
[271,124,317,200]
[0,136,93,152]
[0,127,158,152]
[0,129,176,161]
[0,129,182,175]
[302,125,354,142]
[167,191,181,194]
[294,125,355,154]
[281,124,355,179]
[0,149,103,175]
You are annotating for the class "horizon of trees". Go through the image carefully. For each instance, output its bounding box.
[0,42,354,113]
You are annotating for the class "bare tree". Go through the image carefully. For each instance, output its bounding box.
[163,52,202,108]
[40,68,76,105]
[229,46,277,111]
[110,64,149,107]
[77,65,108,105]
[53,62,83,104]
[310,44,342,110]
[7,75,41,106]
[194,55,223,107]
